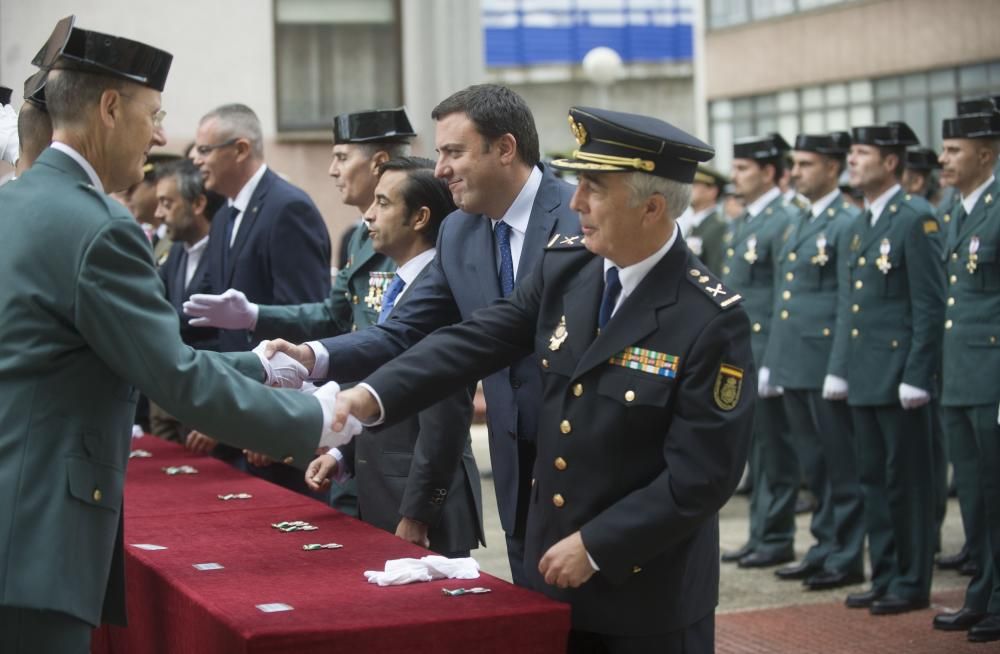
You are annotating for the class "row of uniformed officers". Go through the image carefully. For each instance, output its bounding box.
[703,96,1000,643]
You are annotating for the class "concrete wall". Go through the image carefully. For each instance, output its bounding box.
[704,0,1000,100]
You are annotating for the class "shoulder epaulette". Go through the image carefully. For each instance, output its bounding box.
[685,262,742,310]
[545,233,587,250]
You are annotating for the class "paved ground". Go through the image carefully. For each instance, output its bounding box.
[468,425,984,652]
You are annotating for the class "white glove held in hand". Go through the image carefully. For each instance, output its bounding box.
[822,374,848,400]
[252,341,308,389]
[757,366,784,398]
[184,288,259,329]
[0,105,19,165]
[898,382,930,410]
[313,381,363,450]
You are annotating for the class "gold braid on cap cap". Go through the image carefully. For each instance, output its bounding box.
[571,149,656,172]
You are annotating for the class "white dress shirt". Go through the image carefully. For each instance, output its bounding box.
[745,186,782,221]
[228,163,268,246]
[867,183,901,227]
[809,188,841,221]
[962,175,996,215]
[604,225,679,319]
[490,165,543,280]
[51,142,103,192]
[183,235,210,288]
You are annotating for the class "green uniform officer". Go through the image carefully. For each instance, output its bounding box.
[678,165,729,275]
[767,132,866,590]
[931,101,1000,644]
[829,121,945,615]
[720,134,798,568]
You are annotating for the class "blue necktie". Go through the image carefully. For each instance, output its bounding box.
[598,266,621,329]
[222,205,240,271]
[378,274,405,324]
[495,220,515,297]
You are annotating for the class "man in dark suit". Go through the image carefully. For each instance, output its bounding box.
[267,84,579,585]
[148,159,225,442]
[326,107,753,653]
[190,102,331,494]
[0,19,341,652]
[305,157,483,556]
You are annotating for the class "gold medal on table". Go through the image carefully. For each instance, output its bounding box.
[365,271,393,311]
[743,235,758,264]
[811,233,829,266]
[967,236,980,274]
[876,238,892,274]
[549,315,568,351]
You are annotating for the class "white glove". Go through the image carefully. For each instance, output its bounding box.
[313,381,363,450]
[822,374,848,400]
[757,366,783,398]
[184,289,259,330]
[0,105,19,165]
[899,383,930,410]
[364,556,480,587]
[252,341,308,389]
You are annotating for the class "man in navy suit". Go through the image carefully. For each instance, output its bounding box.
[191,103,331,493]
[267,84,579,585]
[149,159,225,442]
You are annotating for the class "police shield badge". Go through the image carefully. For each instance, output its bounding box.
[714,364,744,411]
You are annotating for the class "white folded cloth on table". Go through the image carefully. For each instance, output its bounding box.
[364,555,480,587]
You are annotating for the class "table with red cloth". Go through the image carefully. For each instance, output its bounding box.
[91,436,570,654]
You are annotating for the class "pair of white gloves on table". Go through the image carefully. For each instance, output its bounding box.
[364,556,480,587]
[820,374,930,410]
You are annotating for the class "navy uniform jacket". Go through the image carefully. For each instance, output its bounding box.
[317,165,578,534]
[940,177,1000,406]
[159,241,219,351]
[207,168,332,352]
[765,194,859,389]
[827,189,945,405]
[339,267,484,554]
[0,149,324,627]
[363,236,754,635]
[721,195,795,365]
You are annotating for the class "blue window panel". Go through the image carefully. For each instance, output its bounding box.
[574,27,629,60]
[485,28,523,66]
[522,27,574,64]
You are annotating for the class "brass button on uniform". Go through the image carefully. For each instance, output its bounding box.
[785,272,794,281]
[352,295,359,304]
[624,390,635,403]
[890,339,899,349]
[788,252,797,262]
[554,457,567,471]
[952,252,959,261]
[945,319,953,330]
[822,327,831,337]
[947,297,955,307]
[950,275,958,285]
[531,477,536,487]
[782,290,791,300]
[722,265,731,275]
[726,248,735,257]
[93,488,102,502]
[560,420,572,434]
[632,565,642,574]
[752,322,762,333]
[780,309,789,320]
[343,291,351,300]
[854,280,863,289]
[283,456,294,465]
[572,383,583,397]
[541,358,549,369]
[851,304,860,313]
[851,328,859,338]
[858,256,867,266]
[991,336,998,344]
[552,494,565,508]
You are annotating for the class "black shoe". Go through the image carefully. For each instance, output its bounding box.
[775,560,823,580]
[804,570,865,591]
[960,559,980,577]
[936,548,969,570]
[721,543,754,563]
[737,549,794,569]
[869,594,930,615]
[845,588,885,609]
[968,614,1000,643]
[933,608,986,631]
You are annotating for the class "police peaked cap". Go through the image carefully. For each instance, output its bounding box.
[794,131,851,156]
[904,147,940,171]
[957,96,1000,116]
[332,108,416,144]
[851,121,919,147]
[23,71,48,111]
[550,106,714,183]
[733,133,791,161]
[942,111,1000,140]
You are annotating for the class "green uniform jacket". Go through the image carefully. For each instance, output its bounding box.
[827,188,946,405]
[254,223,395,341]
[721,194,795,365]
[765,194,859,389]
[940,177,1000,406]
[686,208,728,276]
[0,149,323,627]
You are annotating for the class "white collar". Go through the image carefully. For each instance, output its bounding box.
[183,234,210,254]
[604,224,679,298]
[490,165,543,232]
[962,175,996,215]
[50,142,103,192]
[810,188,841,219]
[866,183,901,222]
[746,186,782,219]
[686,205,716,230]
[229,163,268,212]
[394,248,436,302]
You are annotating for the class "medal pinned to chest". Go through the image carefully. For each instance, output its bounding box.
[810,233,829,266]
[875,239,892,274]
[967,236,980,274]
[549,315,568,351]
[365,271,394,312]
[743,235,759,264]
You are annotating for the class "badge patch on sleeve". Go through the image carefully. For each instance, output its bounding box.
[713,364,744,411]
[923,219,939,234]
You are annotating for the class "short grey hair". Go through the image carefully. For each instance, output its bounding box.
[156,159,204,206]
[200,103,264,159]
[45,69,126,129]
[624,171,691,219]
[355,141,412,160]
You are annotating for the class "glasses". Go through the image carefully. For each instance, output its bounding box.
[120,93,166,128]
[193,138,239,156]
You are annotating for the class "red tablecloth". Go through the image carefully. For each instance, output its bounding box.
[92,436,570,653]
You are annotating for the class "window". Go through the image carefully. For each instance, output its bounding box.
[707,0,854,29]
[274,0,402,132]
